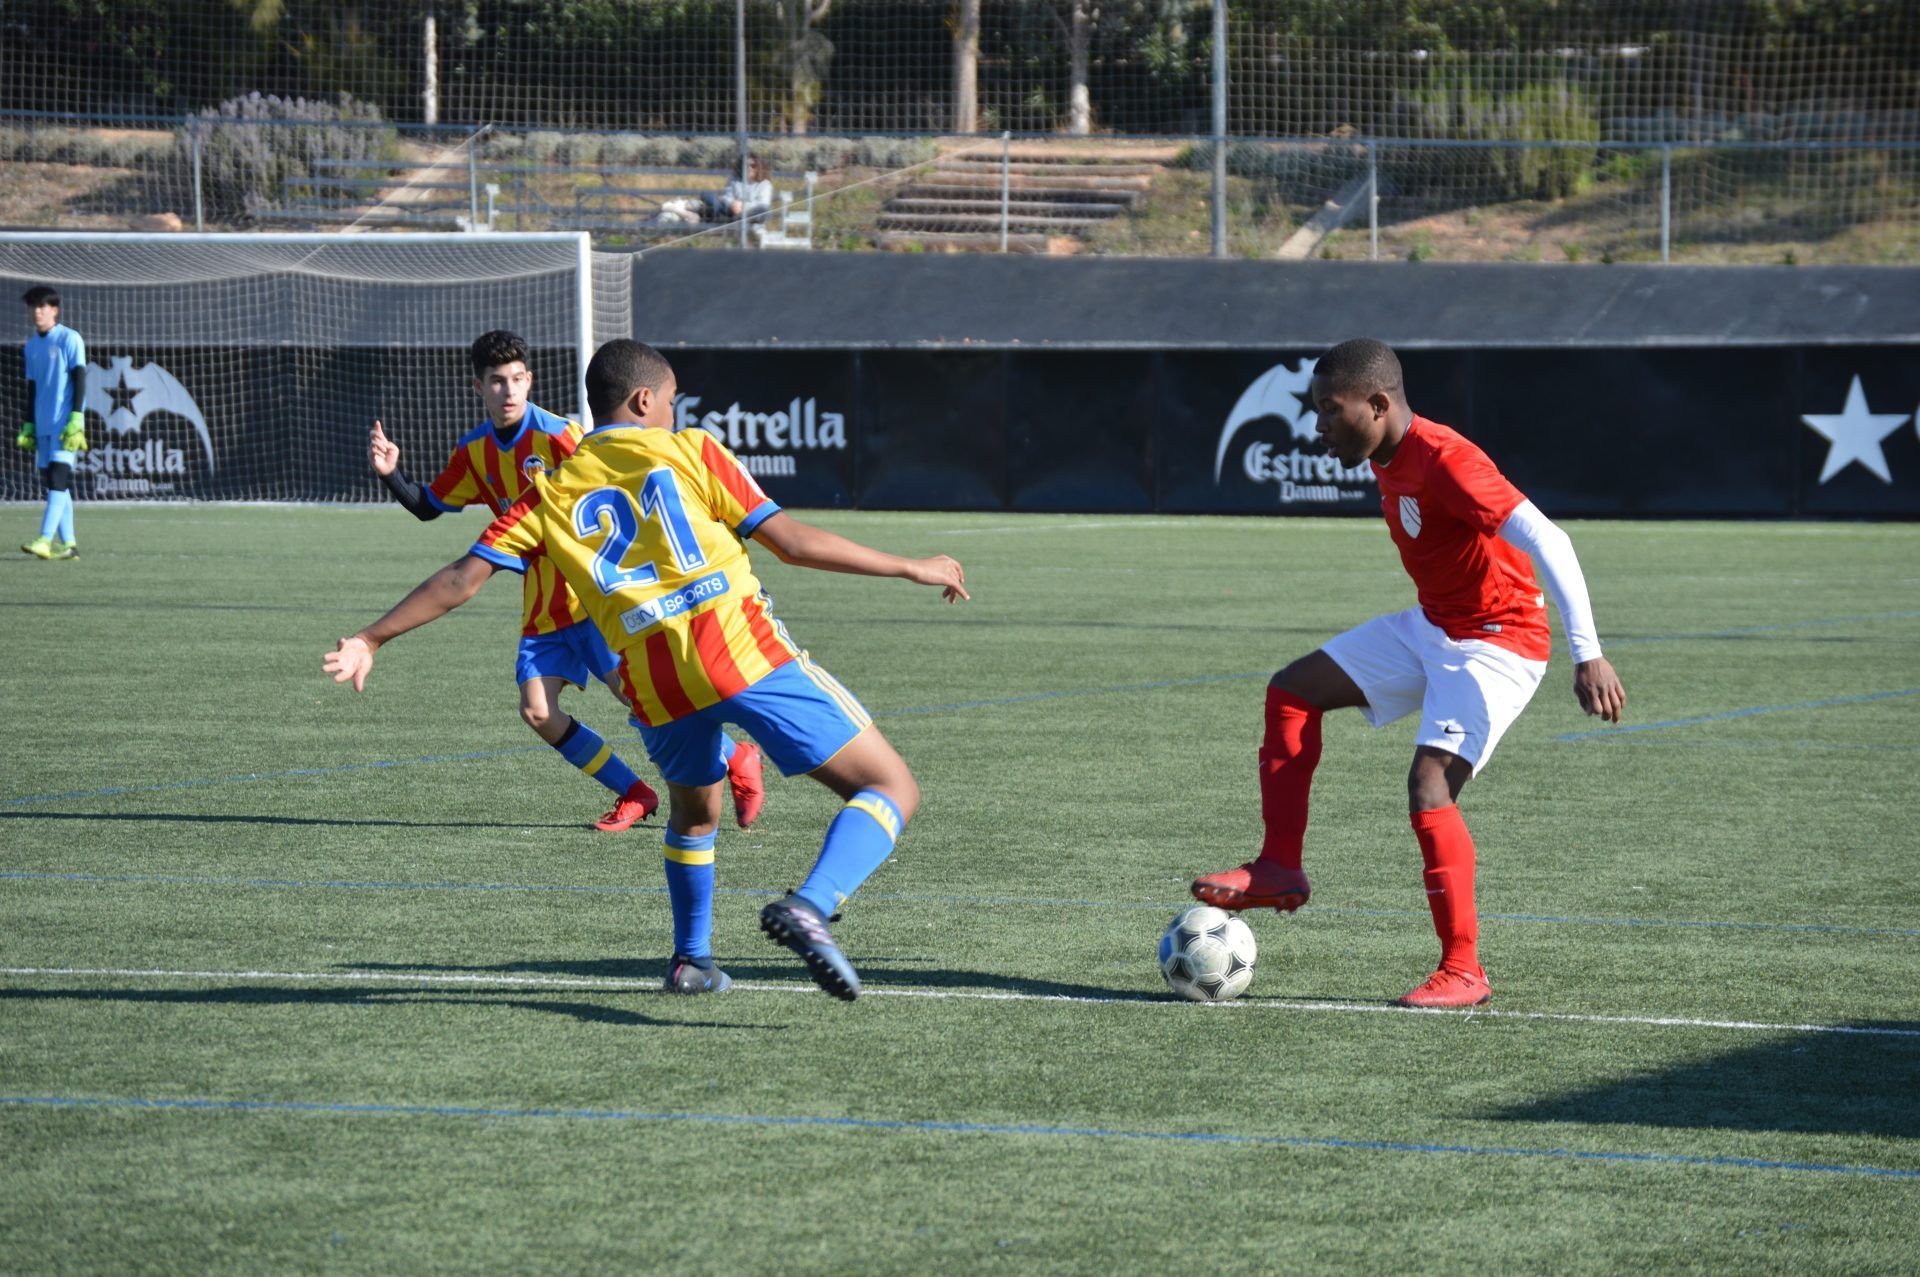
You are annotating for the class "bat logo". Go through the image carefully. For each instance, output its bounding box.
[521,455,546,480]
[83,357,215,474]
[1214,359,1318,482]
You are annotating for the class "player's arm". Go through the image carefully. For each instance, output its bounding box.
[322,553,499,691]
[750,511,967,601]
[1496,500,1624,722]
[368,419,445,521]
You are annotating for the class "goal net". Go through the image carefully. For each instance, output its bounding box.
[0,232,615,502]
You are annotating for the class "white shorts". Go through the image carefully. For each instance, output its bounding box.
[1320,608,1547,775]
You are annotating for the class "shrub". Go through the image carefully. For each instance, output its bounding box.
[482,131,911,175]
[178,92,397,219]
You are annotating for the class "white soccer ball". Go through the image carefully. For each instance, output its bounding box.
[1159,905,1257,1002]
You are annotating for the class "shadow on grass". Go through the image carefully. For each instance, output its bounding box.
[1488,1027,1920,1139]
[348,957,1164,1003]
[0,983,758,1030]
[0,811,576,831]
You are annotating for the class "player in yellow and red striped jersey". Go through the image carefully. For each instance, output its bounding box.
[364,330,763,832]
[326,339,967,1000]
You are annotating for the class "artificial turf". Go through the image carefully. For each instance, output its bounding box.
[2,506,1917,1274]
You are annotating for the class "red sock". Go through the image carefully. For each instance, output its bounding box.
[1257,687,1322,870]
[1410,804,1479,973]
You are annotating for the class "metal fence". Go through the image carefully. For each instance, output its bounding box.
[2,0,1916,262]
[4,114,1914,264]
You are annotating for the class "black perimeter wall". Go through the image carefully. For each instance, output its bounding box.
[633,257,1920,518]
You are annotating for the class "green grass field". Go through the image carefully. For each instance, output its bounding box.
[3,506,1918,1275]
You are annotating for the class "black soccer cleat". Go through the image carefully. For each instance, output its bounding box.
[759,893,860,1001]
[663,955,733,996]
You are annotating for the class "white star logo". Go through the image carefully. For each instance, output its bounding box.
[1800,376,1909,484]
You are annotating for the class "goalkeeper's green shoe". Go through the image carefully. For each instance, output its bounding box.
[22,535,55,559]
[49,540,77,560]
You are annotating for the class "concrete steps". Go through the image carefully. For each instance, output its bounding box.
[877,144,1169,251]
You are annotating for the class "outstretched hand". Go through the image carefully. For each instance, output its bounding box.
[1574,657,1625,723]
[324,635,378,692]
[368,420,400,476]
[909,554,969,602]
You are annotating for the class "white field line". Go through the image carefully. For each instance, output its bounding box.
[4,966,1916,1039]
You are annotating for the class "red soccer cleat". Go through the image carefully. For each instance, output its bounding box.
[1393,965,1492,1009]
[727,741,765,829]
[1190,860,1312,914]
[593,779,659,832]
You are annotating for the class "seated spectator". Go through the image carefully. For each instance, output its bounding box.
[704,155,774,223]
[648,156,778,230]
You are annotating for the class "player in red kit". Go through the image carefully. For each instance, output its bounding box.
[1192,338,1626,1008]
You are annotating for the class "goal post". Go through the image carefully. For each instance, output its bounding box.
[0,231,605,502]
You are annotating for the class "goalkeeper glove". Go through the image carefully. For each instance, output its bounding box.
[15,422,33,451]
[60,411,87,453]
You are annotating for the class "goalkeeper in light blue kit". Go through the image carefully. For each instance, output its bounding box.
[18,286,87,560]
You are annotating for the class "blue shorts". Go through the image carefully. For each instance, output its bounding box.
[36,430,75,471]
[516,622,620,689]
[636,656,872,787]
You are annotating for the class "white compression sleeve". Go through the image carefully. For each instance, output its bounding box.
[1496,499,1603,663]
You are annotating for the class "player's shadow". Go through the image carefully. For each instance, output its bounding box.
[1486,1026,1920,1140]
[355,957,1164,1003]
[0,811,581,831]
[0,983,756,1031]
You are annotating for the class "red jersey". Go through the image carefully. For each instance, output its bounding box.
[1371,415,1549,662]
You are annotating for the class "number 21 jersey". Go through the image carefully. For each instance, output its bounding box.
[471,424,799,725]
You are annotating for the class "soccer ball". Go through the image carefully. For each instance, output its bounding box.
[1158,905,1257,1002]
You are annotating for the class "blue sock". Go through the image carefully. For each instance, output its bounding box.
[720,735,737,764]
[38,490,68,541]
[663,829,716,959]
[552,719,641,797]
[57,495,73,545]
[797,789,903,916]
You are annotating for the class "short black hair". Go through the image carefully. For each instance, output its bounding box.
[586,339,676,420]
[21,285,59,309]
[469,329,531,376]
[1315,337,1403,399]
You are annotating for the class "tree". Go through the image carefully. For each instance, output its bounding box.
[1058,0,1095,134]
[771,0,834,134]
[953,0,981,134]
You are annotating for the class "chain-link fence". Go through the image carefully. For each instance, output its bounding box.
[3,1,1916,261]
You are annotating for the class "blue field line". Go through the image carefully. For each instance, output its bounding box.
[2,746,549,807]
[7,871,1917,939]
[0,676,1270,808]
[883,670,1267,716]
[1605,609,1920,646]
[1582,739,1920,755]
[1559,688,1920,741]
[6,607,1918,808]
[3,1095,1914,1180]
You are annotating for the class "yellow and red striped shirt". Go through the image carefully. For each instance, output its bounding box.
[427,404,587,636]
[471,424,797,725]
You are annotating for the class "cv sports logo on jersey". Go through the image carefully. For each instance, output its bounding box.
[78,356,215,497]
[675,392,848,479]
[1214,358,1375,506]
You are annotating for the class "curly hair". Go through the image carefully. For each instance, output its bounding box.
[468,329,531,376]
